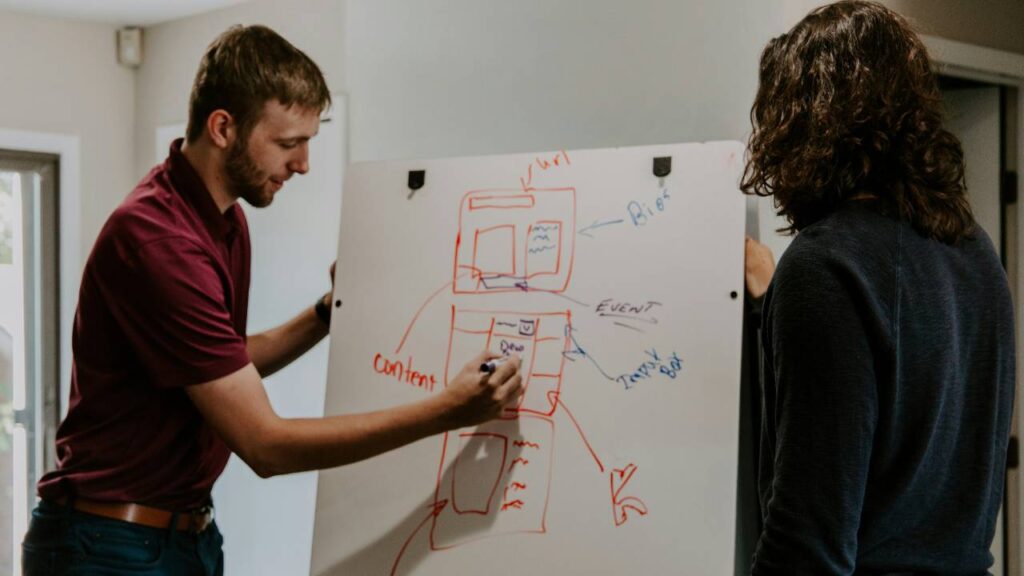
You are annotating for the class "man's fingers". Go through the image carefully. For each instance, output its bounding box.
[467,350,501,373]
[489,355,521,383]
[498,374,524,403]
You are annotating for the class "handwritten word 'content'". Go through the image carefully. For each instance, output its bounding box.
[373,353,437,392]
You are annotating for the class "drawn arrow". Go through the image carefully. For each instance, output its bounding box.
[578,218,624,238]
[611,464,649,526]
[390,499,448,576]
[548,390,605,473]
[614,497,649,526]
[562,325,619,382]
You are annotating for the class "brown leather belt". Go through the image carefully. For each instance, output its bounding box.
[54,496,214,533]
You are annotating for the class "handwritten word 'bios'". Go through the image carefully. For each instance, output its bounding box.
[627,188,671,227]
[373,353,437,392]
[614,349,683,390]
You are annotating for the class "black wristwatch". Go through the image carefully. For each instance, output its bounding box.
[314,294,332,326]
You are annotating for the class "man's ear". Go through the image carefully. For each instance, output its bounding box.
[206,109,235,150]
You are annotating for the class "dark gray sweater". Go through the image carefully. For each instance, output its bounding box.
[751,204,1015,575]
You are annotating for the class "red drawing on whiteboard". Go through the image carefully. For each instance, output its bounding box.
[430,415,555,549]
[520,150,572,191]
[390,499,449,576]
[611,463,649,526]
[387,165,649,574]
[453,188,576,294]
[444,308,572,418]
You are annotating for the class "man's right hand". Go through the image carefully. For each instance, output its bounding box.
[439,351,523,428]
[187,352,523,478]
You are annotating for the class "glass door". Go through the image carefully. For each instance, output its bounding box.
[0,151,59,576]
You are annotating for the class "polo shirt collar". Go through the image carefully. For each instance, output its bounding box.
[166,138,239,241]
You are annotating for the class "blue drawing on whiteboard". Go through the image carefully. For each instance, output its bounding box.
[563,326,683,391]
[614,349,683,390]
[528,223,559,254]
[628,188,671,227]
[562,325,619,383]
[578,218,624,238]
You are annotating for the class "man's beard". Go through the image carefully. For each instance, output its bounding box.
[225,137,273,208]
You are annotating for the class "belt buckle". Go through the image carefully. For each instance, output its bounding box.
[189,505,214,534]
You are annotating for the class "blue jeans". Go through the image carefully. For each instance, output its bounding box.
[21,499,224,575]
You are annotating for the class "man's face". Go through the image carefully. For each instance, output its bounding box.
[225,100,321,208]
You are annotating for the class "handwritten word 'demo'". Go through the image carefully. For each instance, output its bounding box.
[500,339,526,356]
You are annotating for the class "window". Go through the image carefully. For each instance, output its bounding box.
[0,150,60,576]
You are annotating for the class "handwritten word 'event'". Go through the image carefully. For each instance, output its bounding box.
[373,353,437,392]
[595,299,661,317]
[615,349,683,390]
[627,188,671,227]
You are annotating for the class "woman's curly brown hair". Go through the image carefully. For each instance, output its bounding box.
[741,1,973,244]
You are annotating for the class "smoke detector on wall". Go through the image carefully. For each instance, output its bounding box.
[117,27,143,68]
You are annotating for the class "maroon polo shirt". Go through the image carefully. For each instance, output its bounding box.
[37,139,252,511]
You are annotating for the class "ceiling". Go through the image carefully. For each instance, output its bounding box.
[0,0,249,26]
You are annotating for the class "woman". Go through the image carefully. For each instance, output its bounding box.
[742,2,1014,573]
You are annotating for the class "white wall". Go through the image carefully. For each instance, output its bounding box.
[65,0,1024,574]
[134,0,345,178]
[0,11,135,257]
[135,0,783,172]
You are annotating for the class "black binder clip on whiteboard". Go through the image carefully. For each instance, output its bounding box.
[653,156,671,188]
[407,170,425,200]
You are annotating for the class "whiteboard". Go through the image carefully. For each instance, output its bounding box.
[312,141,746,575]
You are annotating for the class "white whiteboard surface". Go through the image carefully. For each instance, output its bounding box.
[312,141,746,575]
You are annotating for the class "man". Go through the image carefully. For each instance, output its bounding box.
[742,2,1014,573]
[21,25,522,575]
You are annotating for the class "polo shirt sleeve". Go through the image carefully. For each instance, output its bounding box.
[98,235,252,388]
[751,246,880,575]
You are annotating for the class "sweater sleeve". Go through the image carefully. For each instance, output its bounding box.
[751,246,880,575]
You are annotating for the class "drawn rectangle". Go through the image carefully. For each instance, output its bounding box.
[454,188,576,294]
[472,224,516,278]
[431,415,555,549]
[525,221,562,276]
[469,195,536,210]
[451,433,508,515]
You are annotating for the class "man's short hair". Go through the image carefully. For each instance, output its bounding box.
[185,25,331,144]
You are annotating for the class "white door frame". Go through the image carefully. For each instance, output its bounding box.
[0,128,80,417]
